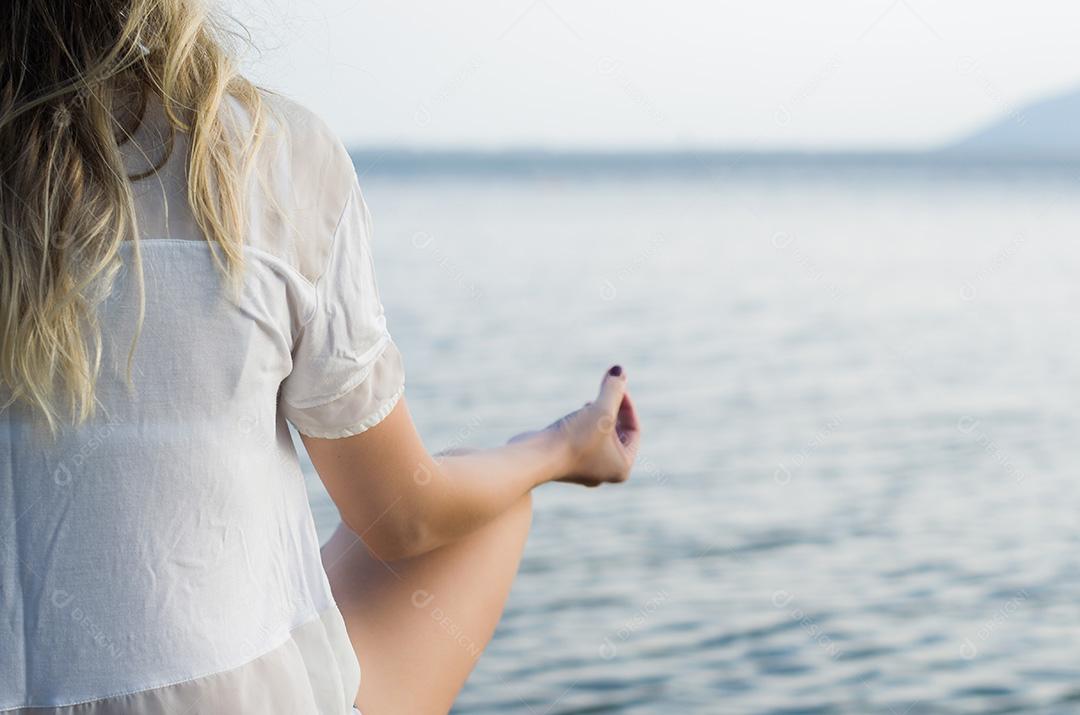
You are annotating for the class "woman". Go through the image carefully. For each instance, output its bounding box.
[0,1,641,714]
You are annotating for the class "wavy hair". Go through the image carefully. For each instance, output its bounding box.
[0,0,266,430]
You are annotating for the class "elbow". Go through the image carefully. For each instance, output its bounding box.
[362,535,426,563]
[341,512,437,562]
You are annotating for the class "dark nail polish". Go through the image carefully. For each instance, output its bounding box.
[609,365,623,377]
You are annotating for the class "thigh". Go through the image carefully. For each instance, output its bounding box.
[322,494,533,714]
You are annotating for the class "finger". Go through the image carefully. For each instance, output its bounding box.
[616,393,642,461]
[619,425,642,462]
[616,390,640,434]
[596,365,627,415]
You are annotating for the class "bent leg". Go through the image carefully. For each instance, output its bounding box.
[321,493,533,714]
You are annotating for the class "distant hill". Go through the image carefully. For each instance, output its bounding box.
[346,88,1080,176]
[946,88,1080,159]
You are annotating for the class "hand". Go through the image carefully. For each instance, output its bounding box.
[511,365,641,487]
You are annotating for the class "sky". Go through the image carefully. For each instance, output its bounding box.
[224,0,1080,151]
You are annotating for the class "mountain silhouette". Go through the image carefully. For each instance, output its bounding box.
[946,87,1080,159]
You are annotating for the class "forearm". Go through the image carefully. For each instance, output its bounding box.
[410,430,568,554]
[306,376,638,564]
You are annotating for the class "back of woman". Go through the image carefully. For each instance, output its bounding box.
[0,3,401,711]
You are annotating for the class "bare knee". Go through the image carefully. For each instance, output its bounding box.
[346,491,535,714]
[482,491,532,550]
[509,491,533,528]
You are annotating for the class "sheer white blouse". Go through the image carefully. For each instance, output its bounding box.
[0,92,402,713]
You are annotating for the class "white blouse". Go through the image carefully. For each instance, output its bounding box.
[0,92,403,713]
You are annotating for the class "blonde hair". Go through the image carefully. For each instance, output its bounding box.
[0,0,266,430]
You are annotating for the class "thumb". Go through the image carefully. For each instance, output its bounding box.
[596,365,627,415]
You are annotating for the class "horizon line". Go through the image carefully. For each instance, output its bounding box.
[347,146,1080,176]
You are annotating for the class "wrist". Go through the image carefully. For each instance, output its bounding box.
[522,427,574,484]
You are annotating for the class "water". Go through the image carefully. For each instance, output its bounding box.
[302,162,1080,714]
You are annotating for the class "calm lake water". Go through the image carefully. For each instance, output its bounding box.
[303,162,1080,714]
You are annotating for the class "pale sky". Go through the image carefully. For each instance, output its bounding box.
[224,0,1080,151]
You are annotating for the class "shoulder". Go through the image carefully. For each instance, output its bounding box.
[260,91,351,169]
[229,90,361,284]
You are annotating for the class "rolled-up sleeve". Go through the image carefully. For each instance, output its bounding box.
[280,181,405,438]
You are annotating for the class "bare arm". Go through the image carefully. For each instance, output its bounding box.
[301,366,641,561]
